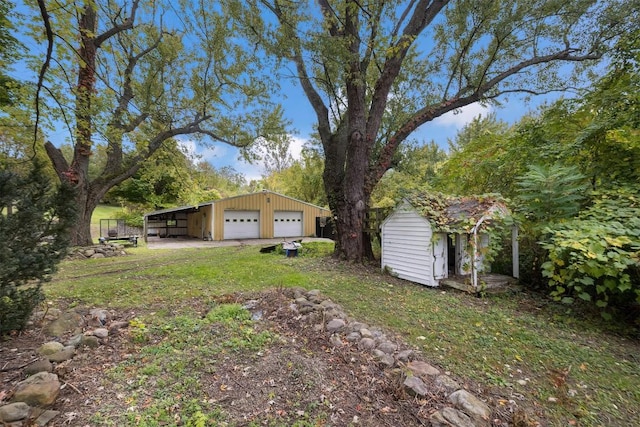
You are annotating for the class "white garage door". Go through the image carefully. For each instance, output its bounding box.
[274,211,303,238]
[224,211,260,239]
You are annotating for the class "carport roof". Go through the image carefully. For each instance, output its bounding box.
[143,190,330,218]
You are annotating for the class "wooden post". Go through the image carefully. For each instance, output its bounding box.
[512,225,519,279]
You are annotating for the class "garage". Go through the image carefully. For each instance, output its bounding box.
[144,191,331,242]
[224,210,260,239]
[274,211,303,238]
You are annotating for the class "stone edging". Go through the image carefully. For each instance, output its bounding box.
[0,309,129,426]
[280,287,496,427]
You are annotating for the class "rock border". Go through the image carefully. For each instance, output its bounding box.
[282,287,496,427]
[0,309,129,426]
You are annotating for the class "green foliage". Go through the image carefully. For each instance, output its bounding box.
[541,187,640,314]
[516,163,589,224]
[372,140,447,207]
[205,303,251,323]
[259,144,327,207]
[114,206,145,229]
[0,0,21,106]
[433,114,528,198]
[0,161,76,334]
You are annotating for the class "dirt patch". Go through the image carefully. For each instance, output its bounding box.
[1,290,515,426]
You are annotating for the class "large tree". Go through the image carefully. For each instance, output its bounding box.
[230,0,636,261]
[29,0,283,245]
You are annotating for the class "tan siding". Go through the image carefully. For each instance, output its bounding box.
[202,205,213,240]
[145,192,330,241]
[211,191,330,240]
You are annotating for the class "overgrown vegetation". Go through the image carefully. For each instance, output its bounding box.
[45,244,640,426]
[542,186,640,316]
[96,303,275,425]
[0,162,76,334]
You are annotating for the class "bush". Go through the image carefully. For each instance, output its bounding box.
[0,162,76,334]
[115,206,145,228]
[541,187,640,318]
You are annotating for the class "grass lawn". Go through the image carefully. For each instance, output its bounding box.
[45,242,640,426]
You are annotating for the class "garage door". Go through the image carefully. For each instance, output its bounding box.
[274,211,303,238]
[224,211,260,239]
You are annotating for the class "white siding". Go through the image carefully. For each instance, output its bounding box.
[381,206,436,287]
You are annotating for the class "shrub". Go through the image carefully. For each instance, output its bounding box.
[0,162,76,334]
[541,186,640,318]
[115,206,145,228]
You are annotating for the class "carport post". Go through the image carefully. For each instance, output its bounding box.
[143,215,148,243]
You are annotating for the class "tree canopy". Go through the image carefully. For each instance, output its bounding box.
[229,0,636,261]
[26,0,285,245]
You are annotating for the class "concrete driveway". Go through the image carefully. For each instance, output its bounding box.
[145,236,333,250]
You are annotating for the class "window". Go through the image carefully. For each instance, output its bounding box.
[166,220,177,226]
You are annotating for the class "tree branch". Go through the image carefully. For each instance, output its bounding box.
[368,47,602,190]
[44,141,70,180]
[366,0,449,141]
[94,0,139,47]
[34,0,54,155]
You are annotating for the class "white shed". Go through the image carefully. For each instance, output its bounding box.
[381,193,518,292]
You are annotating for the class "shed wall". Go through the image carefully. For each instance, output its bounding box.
[381,208,436,287]
[186,205,213,240]
[212,192,330,240]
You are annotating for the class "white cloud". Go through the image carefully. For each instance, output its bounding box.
[431,102,492,128]
[177,138,226,164]
[176,134,307,183]
[177,139,197,157]
[288,136,305,160]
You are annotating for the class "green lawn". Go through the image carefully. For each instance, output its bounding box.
[46,243,640,426]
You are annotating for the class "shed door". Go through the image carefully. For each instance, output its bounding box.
[274,211,303,238]
[224,211,260,239]
[433,233,448,280]
[456,234,472,275]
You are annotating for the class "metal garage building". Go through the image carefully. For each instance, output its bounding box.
[143,190,331,242]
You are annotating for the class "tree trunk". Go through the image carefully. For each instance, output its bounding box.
[323,128,372,262]
[70,187,102,246]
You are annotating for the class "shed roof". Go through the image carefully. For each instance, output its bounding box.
[405,192,511,232]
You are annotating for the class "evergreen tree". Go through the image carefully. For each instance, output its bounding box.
[0,161,76,334]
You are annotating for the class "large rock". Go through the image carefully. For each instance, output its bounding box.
[358,338,376,350]
[377,340,397,355]
[35,410,60,426]
[38,342,64,356]
[449,389,492,426]
[430,407,475,427]
[47,346,75,363]
[89,309,110,326]
[435,375,461,392]
[90,328,109,338]
[80,335,100,348]
[403,375,428,397]
[24,360,53,376]
[0,402,31,422]
[45,311,84,337]
[12,372,60,407]
[326,319,345,333]
[406,360,440,377]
